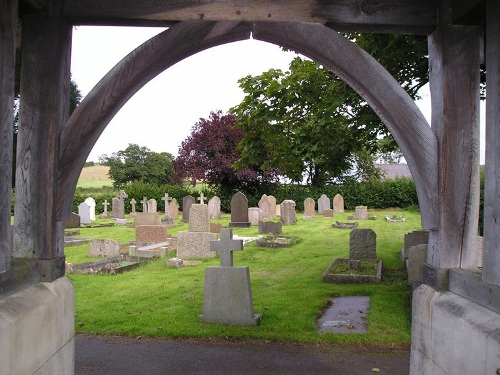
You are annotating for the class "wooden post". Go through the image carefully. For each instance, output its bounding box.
[13,11,71,280]
[483,0,500,286]
[0,0,17,273]
[426,22,481,275]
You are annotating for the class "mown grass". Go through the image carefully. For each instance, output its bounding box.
[67,209,421,347]
[77,165,113,188]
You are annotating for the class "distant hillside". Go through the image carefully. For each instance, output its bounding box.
[78,165,113,188]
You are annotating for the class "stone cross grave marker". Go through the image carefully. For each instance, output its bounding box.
[130,198,137,214]
[116,190,128,219]
[100,200,109,218]
[141,196,148,212]
[198,192,206,205]
[162,193,172,214]
[210,228,243,267]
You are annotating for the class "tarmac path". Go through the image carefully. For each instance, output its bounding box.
[75,334,410,375]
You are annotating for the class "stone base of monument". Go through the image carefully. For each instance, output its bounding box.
[200,266,261,326]
[229,221,251,228]
[323,258,382,284]
[115,218,128,226]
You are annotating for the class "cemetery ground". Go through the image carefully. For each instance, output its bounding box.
[66,209,420,349]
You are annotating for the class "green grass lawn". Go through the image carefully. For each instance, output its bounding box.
[67,209,421,348]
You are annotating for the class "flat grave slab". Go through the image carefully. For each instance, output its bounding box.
[317,296,370,334]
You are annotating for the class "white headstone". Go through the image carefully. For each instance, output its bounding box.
[78,202,91,225]
[84,197,96,221]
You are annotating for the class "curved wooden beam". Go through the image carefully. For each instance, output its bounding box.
[252,22,438,229]
[57,21,252,218]
[58,20,438,229]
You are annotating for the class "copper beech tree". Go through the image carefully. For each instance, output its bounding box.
[173,110,280,193]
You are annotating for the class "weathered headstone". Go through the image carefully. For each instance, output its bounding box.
[141,196,148,212]
[333,194,344,213]
[177,203,217,258]
[182,195,195,223]
[147,199,157,213]
[303,197,316,219]
[258,195,272,220]
[349,228,377,259]
[200,229,261,326]
[99,200,110,218]
[116,190,128,219]
[78,202,91,225]
[407,244,428,284]
[268,195,277,218]
[111,197,119,218]
[323,209,334,218]
[64,212,81,228]
[318,194,331,215]
[88,239,120,257]
[129,198,137,217]
[189,204,210,232]
[258,220,282,234]
[133,212,160,226]
[136,225,168,243]
[280,200,296,225]
[208,196,221,220]
[351,206,369,220]
[169,198,179,220]
[248,207,262,226]
[229,192,251,228]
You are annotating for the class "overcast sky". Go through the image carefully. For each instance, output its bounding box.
[70,26,485,164]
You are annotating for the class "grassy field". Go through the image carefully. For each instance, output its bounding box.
[78,165,113,188]
[67,209,421,347]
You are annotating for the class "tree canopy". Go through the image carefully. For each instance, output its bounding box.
[231,33,430,186]
[100,144,174,188]
[173,110,280,193]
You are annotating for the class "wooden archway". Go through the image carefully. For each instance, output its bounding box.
[57,21,437,228]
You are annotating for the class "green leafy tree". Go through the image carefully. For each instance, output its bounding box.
[100,144,174,188]
[231,34,432,186]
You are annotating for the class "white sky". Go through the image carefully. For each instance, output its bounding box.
[70,26,485,164]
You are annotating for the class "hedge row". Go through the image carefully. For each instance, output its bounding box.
[70,178,419,215]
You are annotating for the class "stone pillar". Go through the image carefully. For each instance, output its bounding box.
[0,0,17,273]
[426,20,481,280]
[483,0,500,286]
[13,11,71,280]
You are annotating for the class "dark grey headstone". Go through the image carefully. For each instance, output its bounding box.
[229,192,250,227]
[64,212,81,228]
[349,228,377,259]
[258,221,283,234]
[182,195,195,223]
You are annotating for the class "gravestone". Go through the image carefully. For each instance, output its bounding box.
[210,222,222,233]
[129,198,137,217]
[64,212,80,228]
[189,204,210,232]
[208,196,221,219]
[197,192,206,204]
[407,244,428,285]
[351,206,369,220]
[84,197,96,221]
[133,212,160,226]
[318,194,331,215]
[349,228,377,260]
[248,207,262,226]
[88,239,120,258]
[78,202,91,225]
[111,197,119,218]
[136,225,168,243]
[229,192,251,228]
[258,195,272,220]
[147,199,157,213]
[268,195,277,218]
[182,195,195,223]
[141,196,148,212]
[333,194,344,213]
[116,190,128,219]
[303,197,316,219]
[200,228,261,326]
[280,200,296,225]
[169,198,179,219]
[258,220,282,234]
[177,203,217,258]
[323,209,334,218]
[99,200,110,218]
[161,193,173,224]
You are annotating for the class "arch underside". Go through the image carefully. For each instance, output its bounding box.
[58,21,438,228]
